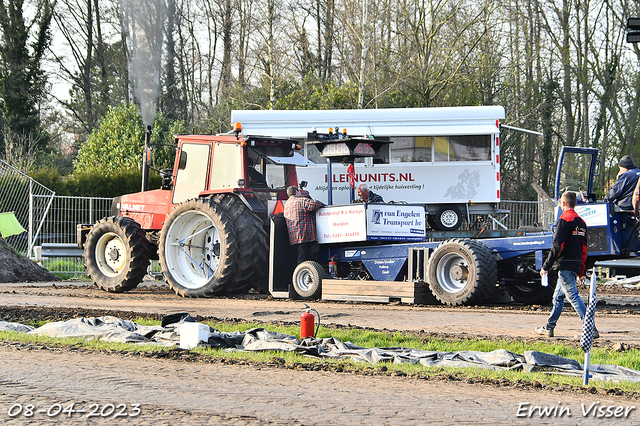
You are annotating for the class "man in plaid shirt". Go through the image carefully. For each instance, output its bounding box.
[284,186,325,264]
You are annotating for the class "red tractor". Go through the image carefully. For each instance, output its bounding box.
[78,124,304,297]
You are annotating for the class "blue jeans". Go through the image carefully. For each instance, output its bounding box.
[545,270,586,329]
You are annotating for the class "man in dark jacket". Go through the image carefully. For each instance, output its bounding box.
[535,191,597,339]
[604,155,640,210]
[355,183,384,203]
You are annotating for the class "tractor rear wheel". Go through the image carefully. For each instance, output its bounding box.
[211,194,268,293]
[159,198,238,297]
[427,238,497,306]
[292,261,326,299]
[84,216,151,293]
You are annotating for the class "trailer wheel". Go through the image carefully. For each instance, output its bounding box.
[84,216,150,293]
[292,261,326,299]
[159,198,238,297]
[211,194,268,294]
[429,206,463,231]
[505,275,556,305]
[427,238,497,306]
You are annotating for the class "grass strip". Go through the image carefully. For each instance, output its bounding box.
[1,318,639,394]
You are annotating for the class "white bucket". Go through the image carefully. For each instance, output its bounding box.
[179,322,210,349]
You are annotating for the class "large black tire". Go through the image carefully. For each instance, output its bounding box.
[504,274,556,305]
[84,216,151,293]
[211,194,268,293]
[427,238,498,306]
[428,206,463,231]
[292,261,327,299]
[159,198,238,297]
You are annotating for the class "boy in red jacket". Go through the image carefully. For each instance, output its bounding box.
[535,191,598,339]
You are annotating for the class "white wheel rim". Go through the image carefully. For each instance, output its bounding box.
[95,232,127,277]
[295,268,315,292]
[441,210,459,228]
[435,252,470,294]
[165,210,220,289]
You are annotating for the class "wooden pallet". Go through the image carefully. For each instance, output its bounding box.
[322,279,432,304]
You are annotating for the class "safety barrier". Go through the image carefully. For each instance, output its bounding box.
[0,159,55,257]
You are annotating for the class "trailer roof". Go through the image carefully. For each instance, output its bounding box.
[232,106,505,138]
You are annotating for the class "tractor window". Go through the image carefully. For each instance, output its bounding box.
[172,143,211,204]
[557,151,594,197]
[265,163,286,188]
[211,142,243,189]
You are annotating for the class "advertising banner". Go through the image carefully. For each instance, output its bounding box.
[316,205,367,244]
[574,204,609,227]
[366,204,426,241]
[315,204,426,243]
[297,162,498,205]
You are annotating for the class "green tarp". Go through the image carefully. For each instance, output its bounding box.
[0,212,26,238]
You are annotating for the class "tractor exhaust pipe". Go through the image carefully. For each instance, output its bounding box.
[141,125,152,192]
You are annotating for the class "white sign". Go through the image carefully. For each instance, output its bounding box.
[366,205,426,240]
[316,205,367,244]
[315,204,426,243]
[574,204,609,227]
[297,162,499,205]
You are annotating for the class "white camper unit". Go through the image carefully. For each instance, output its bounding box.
[231,106,505,231]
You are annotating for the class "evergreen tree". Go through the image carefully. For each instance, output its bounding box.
[0,0,54,145]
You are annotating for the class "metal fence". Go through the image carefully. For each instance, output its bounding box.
[0,159,55,256]
[35,195,113,244]
[496,200,547,230]
[35,196,113,275]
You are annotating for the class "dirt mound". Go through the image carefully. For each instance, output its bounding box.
[0,237,59,283]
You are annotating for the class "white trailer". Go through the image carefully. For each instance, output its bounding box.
[232,106,505,231]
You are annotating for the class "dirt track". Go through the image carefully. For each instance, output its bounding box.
[1,280,640,425]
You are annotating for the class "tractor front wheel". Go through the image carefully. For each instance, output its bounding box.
[84,216,151,293]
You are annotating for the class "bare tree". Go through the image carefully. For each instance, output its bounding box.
[397,0,491,106]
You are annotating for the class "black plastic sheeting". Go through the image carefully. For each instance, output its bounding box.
[2,312,640,383]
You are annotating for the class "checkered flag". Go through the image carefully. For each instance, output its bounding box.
[580,276,597,353]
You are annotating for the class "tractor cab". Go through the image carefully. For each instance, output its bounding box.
[554,146,640,260]
[112,124,305,231]
[554,146,599,204]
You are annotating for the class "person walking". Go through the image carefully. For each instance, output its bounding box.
[284,186,324,265]
[535,191,598,339]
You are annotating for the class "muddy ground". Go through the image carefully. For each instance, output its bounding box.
[2,280,640,347]
[2,280,640,425]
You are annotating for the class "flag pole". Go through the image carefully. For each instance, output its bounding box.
[583,351,591,386]
[583,267,597,386]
